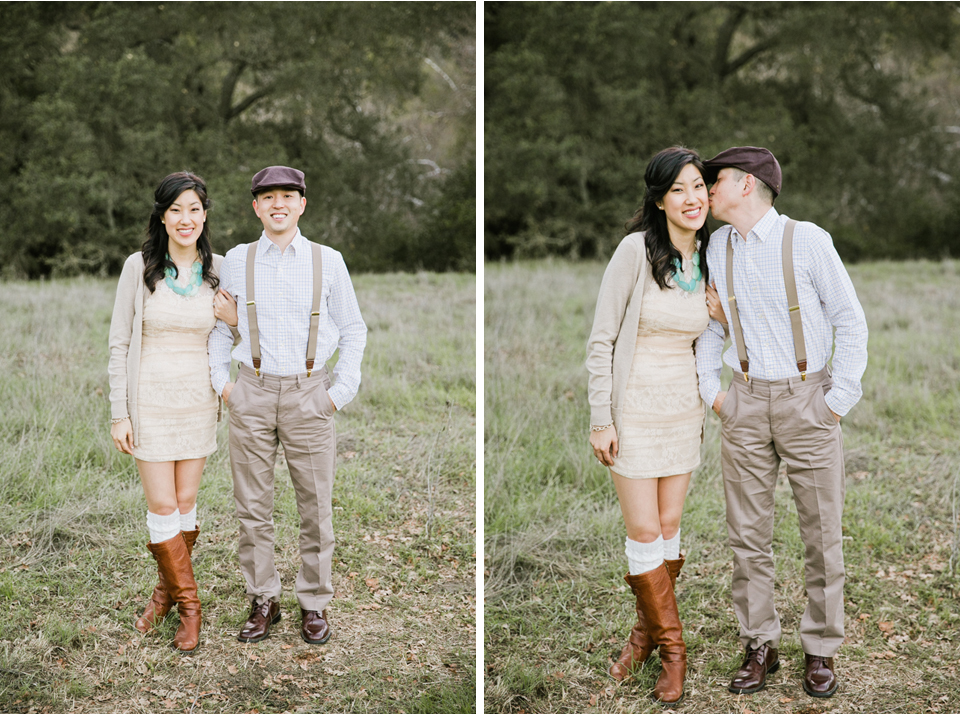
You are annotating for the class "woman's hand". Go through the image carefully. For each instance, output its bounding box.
[111,418,135,455]
[214,288,239,327]
[590,425,618,467]
[706,282,727,324]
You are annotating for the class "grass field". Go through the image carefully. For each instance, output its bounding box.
[0,271,476,713]
[485,259,960,714]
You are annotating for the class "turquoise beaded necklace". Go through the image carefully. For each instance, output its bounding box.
[672,251,702,292]
[163,254,203,297]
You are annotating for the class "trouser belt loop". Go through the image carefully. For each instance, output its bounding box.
[259,372,265,388]
[787,375,795,395]
[296,374,302,389]
[749,376,755,395]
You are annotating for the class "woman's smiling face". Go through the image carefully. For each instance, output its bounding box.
[163,189,206,252]
[658,163,709,236]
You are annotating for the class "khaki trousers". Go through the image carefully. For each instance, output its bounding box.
[228,363,337,612]
[718,367,846,657]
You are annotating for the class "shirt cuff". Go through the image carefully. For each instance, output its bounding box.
[327,386,347,411]
[700,381,721,411]
[212,371,229,396]
[824,390,853,418]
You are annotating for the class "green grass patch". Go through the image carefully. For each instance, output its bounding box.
[0,272,476,713]
[485,258,960,714]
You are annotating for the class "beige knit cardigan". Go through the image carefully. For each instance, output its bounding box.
[585,232,653,438]
[108,252,232,445]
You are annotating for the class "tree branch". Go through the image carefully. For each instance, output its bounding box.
[219,59,275,123]
[715,6,747,77]
[724,34,779,78]
[219,59,247,122]
[714,5,778,80]
[227,83,275,121]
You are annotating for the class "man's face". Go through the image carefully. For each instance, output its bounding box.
[253,188,306,236]
[708,167,744,223]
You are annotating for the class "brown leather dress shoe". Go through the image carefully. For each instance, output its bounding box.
[803,654,838,698]
[301,608,331,645]
[237,600,280,643]
[728,644,780,694]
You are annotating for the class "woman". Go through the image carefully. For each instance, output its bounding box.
[586,147,724,705]
[108,171,238,654]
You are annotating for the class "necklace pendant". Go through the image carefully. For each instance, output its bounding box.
[672,257,701,293]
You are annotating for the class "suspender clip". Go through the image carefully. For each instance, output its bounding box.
[798,360,807,381]
[789,304,799,312]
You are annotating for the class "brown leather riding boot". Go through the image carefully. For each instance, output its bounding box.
[633,562,686,707]
[135,527,200,633]
[147,533,201,653]
[609,556,685,681]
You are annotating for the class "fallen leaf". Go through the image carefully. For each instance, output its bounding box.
[228,665,238,675]
[780,697,794,703]
[879,621,895,634]
[365,577,379,590]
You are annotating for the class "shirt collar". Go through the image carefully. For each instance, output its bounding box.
[257,228,305,256]
[731,206,780,246]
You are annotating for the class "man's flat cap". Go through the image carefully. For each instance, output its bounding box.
[251,166,305,195]
[703,146,782,197]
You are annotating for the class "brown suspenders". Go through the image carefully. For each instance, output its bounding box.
[725,219,807,383]
[245,241,324,377]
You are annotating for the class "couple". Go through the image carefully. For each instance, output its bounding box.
[108,166,367,654]
[586,146,868,705]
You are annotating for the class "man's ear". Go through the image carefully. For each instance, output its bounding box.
[742,173,756,197]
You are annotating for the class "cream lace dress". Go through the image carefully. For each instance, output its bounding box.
[612,257,710,479]
[133,274,218,463]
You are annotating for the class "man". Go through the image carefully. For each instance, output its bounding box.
[695,147,867,698]
[209,166,367,645]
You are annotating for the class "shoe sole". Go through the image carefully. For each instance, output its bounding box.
[728,660,780,694]
[803,680,838,698]
[300,628,332,645]
[237,613,281,643]
[652,692,684,708]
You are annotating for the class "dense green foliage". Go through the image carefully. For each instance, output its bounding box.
[485,2,960,262]
[0,2,475,278]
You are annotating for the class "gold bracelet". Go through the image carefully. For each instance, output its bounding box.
[110,416,130,425]
[591,423,613,432]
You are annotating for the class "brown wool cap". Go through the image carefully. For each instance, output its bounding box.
[250,166,306,196]
[703,146,782,197]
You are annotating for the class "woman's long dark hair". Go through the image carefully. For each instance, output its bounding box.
[624,147,710,290]
[141,171,218,293]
